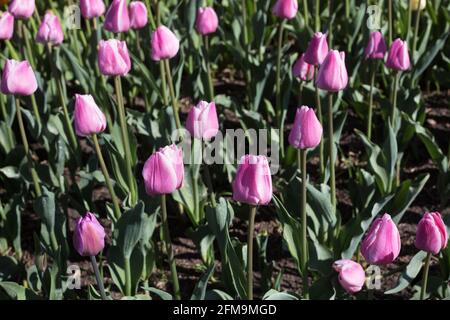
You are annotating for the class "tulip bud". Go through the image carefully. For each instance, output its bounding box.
[303,32,329,66]
[386,38,410,71]
[73,212,106,257]
[98,39,131,76]
[272,0,298,20]
[292,53,314,81]
[80,0,106,19]
[365,31,387,59]
[186,101,219,140]
[74,94,107,137]
[333,259,366,294]
[316,50,348,92]
[1,59,37,96]
[361,213,401,265]
[142,144,184,195]
[415,212,448,254]
[36,12,64,46]
[196,7,219,35]
[0,11,14,40]
[411,0,426,11]
[129,1,148,29]
[288,106,323,150]
[104,0,130,33]
[8,0,34,19]
[232,155,273,206]
[150,25,180,61]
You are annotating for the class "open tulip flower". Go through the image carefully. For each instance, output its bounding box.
[80,0,106,19]
[150,25,180,61]
[36,11,64,45]
[1,59,37,95]
[98,39,131,76]
[272,0,298,19]
[196,7,219,35]
[104,0,130,33]
[8,0,34,19]
[386,38,411,71]
[333,260,366,294]
[186,100,219,140]
[129,1,148,30]
[0,11,14,40]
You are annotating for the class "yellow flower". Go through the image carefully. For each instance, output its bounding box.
[410,0,426,11]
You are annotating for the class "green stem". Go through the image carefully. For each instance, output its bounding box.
[298,81,304,107]
[412,8,422,58]
[202,141,217,208]
[204,36,215,101]
[345,0,350,18]
[49,231,59,255]
[388,0,392,45]
[327,94,336,212]
[314,66,324,177]
[20,22,36,69]
[276,20,285,156]
[299,149,309,299]
[0,95,14,147]
[90,255,107,300]
[420,253,432,300]
[315,0,321,31]
[124,256,132,296]
[163,59,182,132]
[241,0,249,48]
[303,0,309,28]
[30,94,42,129]
[406,0,413,45]
[4,40,20,60]
[247,205,257,300]
[145,0,156,29]
[160,61,169,106]
[328,0,333,47]
[390,72,399,127]
[191,139,200,224]
[367,61,376,140]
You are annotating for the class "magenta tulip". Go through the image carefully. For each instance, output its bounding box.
[232,155,273,206]
[0,11,14,40]
[80,0,106,19]
[74,94,107,137]
[292,53,314,81]
[196,7,219,35]
[104,0,130,33]
[73,212,106,257]
[316,50,348,92]
[8,0,35,19]
[36,12,64,46]
[1,59,37,96]
[303,32,329,66]
[361,213,401,265]
[150,25,180,61]
[288,106,323,150]
[415,212,448,254]
[365,31,387,59]
[185,101,219,140]
[333,259,366,294]
[386,38,411,71]
[129,1,148,29]
[142,144,184,195]
[272,0,298,19]
[98,39,131,76]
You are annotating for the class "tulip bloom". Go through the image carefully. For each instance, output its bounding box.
[97,39,131,76]
[142,144,184,195]
[361,213,401,265]
[196,7,219,35]
[272,0,298,19]
[150,25,180,61]
[303,32,329,66]
[36,12,64,46]
[104,0,130,33]
[365,31,387,59]
[316,50,348,92]
[415,212,448,254]
[232,155,273,206]
[8,0,34,19]
[386,38,410,71]
[185,101,219,140]
[1,59,37,96]
[80,0,106,19]
[333,260,366,294]
[292,53,314,81]
[0,11,14,40]
[129,1,148,29]
[74,94,107,137]
[288,106,322,150]
[73,212,106,257]
[411,0,426,10]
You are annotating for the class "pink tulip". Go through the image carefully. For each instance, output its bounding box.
[1,59,37,96]
[142,144,184,195]
[303,32,329,66]
[186,101,219,140]
[104,0,130,33]
[80,0,106,19]
[316,50,348,92]
[36,12,64,46]
[150,25,180,61]
[415,212,448,254]
[272,0,298,19]
[0,11,14,40]
[8,0,35,19]
[288,106,323,150]
[386,38,410,71]
[74,94,107,137]
[365,31,387,59]
[73,212,106,257]
[292,53,314,81]
[232,155,273,206]
[333,259,366,294]
[361,213,401,265]
[98,39,131,76]
[196,7,219,35]
[129,1,148,29]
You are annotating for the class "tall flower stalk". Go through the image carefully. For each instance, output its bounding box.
[247,205,257,300]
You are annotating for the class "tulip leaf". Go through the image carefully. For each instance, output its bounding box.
[262,289,299,300]
[190,263,215,300]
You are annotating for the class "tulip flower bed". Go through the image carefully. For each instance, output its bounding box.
[0,0,449,302]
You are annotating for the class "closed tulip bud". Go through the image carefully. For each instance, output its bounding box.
[292,53,314,81]
[288,106,323,150]
[8,0,34,19]
[36,12,64,46]
[142,144,184,195]
[365,31,387,59]
[98,39,131,76]
[104,0,130,33]
[150,25,179,61]
[1,59,37,96]
[74,94,107,137]
[196,7,219,35]
[272,0,298,19]
[415,212,448,254]
[186,101,219,140]
[316,50,348,92]
[232,155,273,206]
[386,38,410,71]
[361,213,401,265]
[80,0,106,19]
[73,212,106,257]
[411,0,426,11]
[333,259,366,294]
[0,11,14,40]
[303,32,329,65]
[129,1,147,29]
